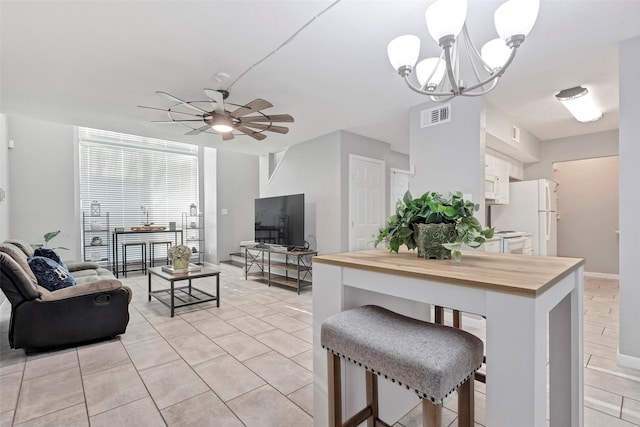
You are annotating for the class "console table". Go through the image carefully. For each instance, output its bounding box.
[112,229,183,278]
[312,249,584,427]
[243,246,317,294]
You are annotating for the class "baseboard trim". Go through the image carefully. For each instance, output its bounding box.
[584,271,619,280]
[617,351,640,371]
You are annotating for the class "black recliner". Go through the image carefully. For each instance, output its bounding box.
[0,241,131,351]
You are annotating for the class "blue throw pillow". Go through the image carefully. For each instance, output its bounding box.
[28,256,76,291]
[34,248,68,271]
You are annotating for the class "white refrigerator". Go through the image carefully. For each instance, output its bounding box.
[491,179,557,256]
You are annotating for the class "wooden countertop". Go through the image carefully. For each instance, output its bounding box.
[313,249,584,297]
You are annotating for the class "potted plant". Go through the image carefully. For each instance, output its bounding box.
[375,191,494,262]
[168,244,192,270]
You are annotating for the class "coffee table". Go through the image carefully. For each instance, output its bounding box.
[148,266,220,317]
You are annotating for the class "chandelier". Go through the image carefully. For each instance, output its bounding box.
[387,0,540,103]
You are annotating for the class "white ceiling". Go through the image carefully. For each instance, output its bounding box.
[2,0,639,156]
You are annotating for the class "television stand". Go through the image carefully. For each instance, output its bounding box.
[242,245,317,294]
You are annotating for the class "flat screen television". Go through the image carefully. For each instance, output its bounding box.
[255,194,305,248]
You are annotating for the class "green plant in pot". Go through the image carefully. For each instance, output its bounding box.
[374,191,494,262]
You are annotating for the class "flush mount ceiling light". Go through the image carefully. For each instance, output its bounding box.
[387,0,540,103]
[555,86,603,123]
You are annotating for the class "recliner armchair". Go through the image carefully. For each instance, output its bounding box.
[0,240,131,351]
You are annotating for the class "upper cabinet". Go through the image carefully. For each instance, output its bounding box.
[485,149,525,204]
[485,151,509,204]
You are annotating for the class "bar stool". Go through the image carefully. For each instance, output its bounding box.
[321,305,484,427]
[434,306,486,384]
[122,241,147,277]
[149,241,172,267]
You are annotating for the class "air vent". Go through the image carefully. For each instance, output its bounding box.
[420,104,451,128]
[512,125,521,143]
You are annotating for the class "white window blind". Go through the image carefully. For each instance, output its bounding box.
[78,127,199,230]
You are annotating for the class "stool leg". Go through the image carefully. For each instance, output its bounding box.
[422,400,442,427]
[453,309,461,328]
[365,370,378,427]
[123,247,127,278]
[327,352,342,427]
[457,377,474,426]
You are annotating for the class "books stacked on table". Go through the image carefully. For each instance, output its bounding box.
[162,264,202,274]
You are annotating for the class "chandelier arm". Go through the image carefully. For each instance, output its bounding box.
[443,43,460,95]
[462,25,493,73]
[403,75,457,97]
[457,79,500,96]
[459,46,518,94]
[461,28,485,88]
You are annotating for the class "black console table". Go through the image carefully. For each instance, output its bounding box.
[243,246,317,294]
[112,229,183,278]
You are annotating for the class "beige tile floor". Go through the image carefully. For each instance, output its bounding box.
[0,268,638,426]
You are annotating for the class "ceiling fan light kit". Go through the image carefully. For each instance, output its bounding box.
[555,86,603,123]
[387,0,540,103]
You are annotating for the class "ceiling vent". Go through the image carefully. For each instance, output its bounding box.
[420,104,451,128]
[512,125,521,143]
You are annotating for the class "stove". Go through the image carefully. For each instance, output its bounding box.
[494,230,527,238]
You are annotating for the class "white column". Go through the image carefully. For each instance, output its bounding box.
[618,35,640,369]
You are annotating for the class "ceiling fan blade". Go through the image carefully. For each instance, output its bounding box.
[138,105,203,117]
[230,99,273,118]
[204,89,225,114]
[156,91,209,114]
[241,122,290,134]
[240,114,294,123]
[185,125,211,135]
[236,125,267,141]
[151,120,204,123]
[222,132,235,141]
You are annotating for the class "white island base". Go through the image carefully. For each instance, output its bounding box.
[312,249,584,427]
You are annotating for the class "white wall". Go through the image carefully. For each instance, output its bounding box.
[524,129,618,180]
[216,150,259,261]
[0,114,9,242]
[339,131,391,250]
[486,103,541,163]
[390,151,410,171]
[6,115,79,260]
[260,131,391,255]
[618,35,640,367]
[261,132,342,254]
[554,157,619,275]
[409,97,485,224]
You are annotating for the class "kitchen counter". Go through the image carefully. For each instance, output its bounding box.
[312,249,584,427]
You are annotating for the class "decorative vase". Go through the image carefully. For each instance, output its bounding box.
[415,223,456,259]
[190,203,197,216]
[90,201,101,217]
[173,258,189,270]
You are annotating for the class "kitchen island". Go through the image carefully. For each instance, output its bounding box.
[312,249,584,427]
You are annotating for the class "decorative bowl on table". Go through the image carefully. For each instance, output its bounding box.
[130,226,167,231]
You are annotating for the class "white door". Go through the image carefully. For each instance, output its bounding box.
[390,169,410,214]
[349,155,385,251]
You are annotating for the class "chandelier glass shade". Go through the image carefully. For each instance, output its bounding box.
[387,0,540,103]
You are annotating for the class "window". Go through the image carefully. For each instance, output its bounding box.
[78,127,199,229]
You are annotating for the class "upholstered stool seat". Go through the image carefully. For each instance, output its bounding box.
[122,241,147,277]
[321,305,484,427]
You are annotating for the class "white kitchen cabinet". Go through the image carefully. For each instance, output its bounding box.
[507,158,524,181]
[483,238,502,253]
[485,151,509,204]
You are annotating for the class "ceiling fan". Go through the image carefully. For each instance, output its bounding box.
[139,89,294,141]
